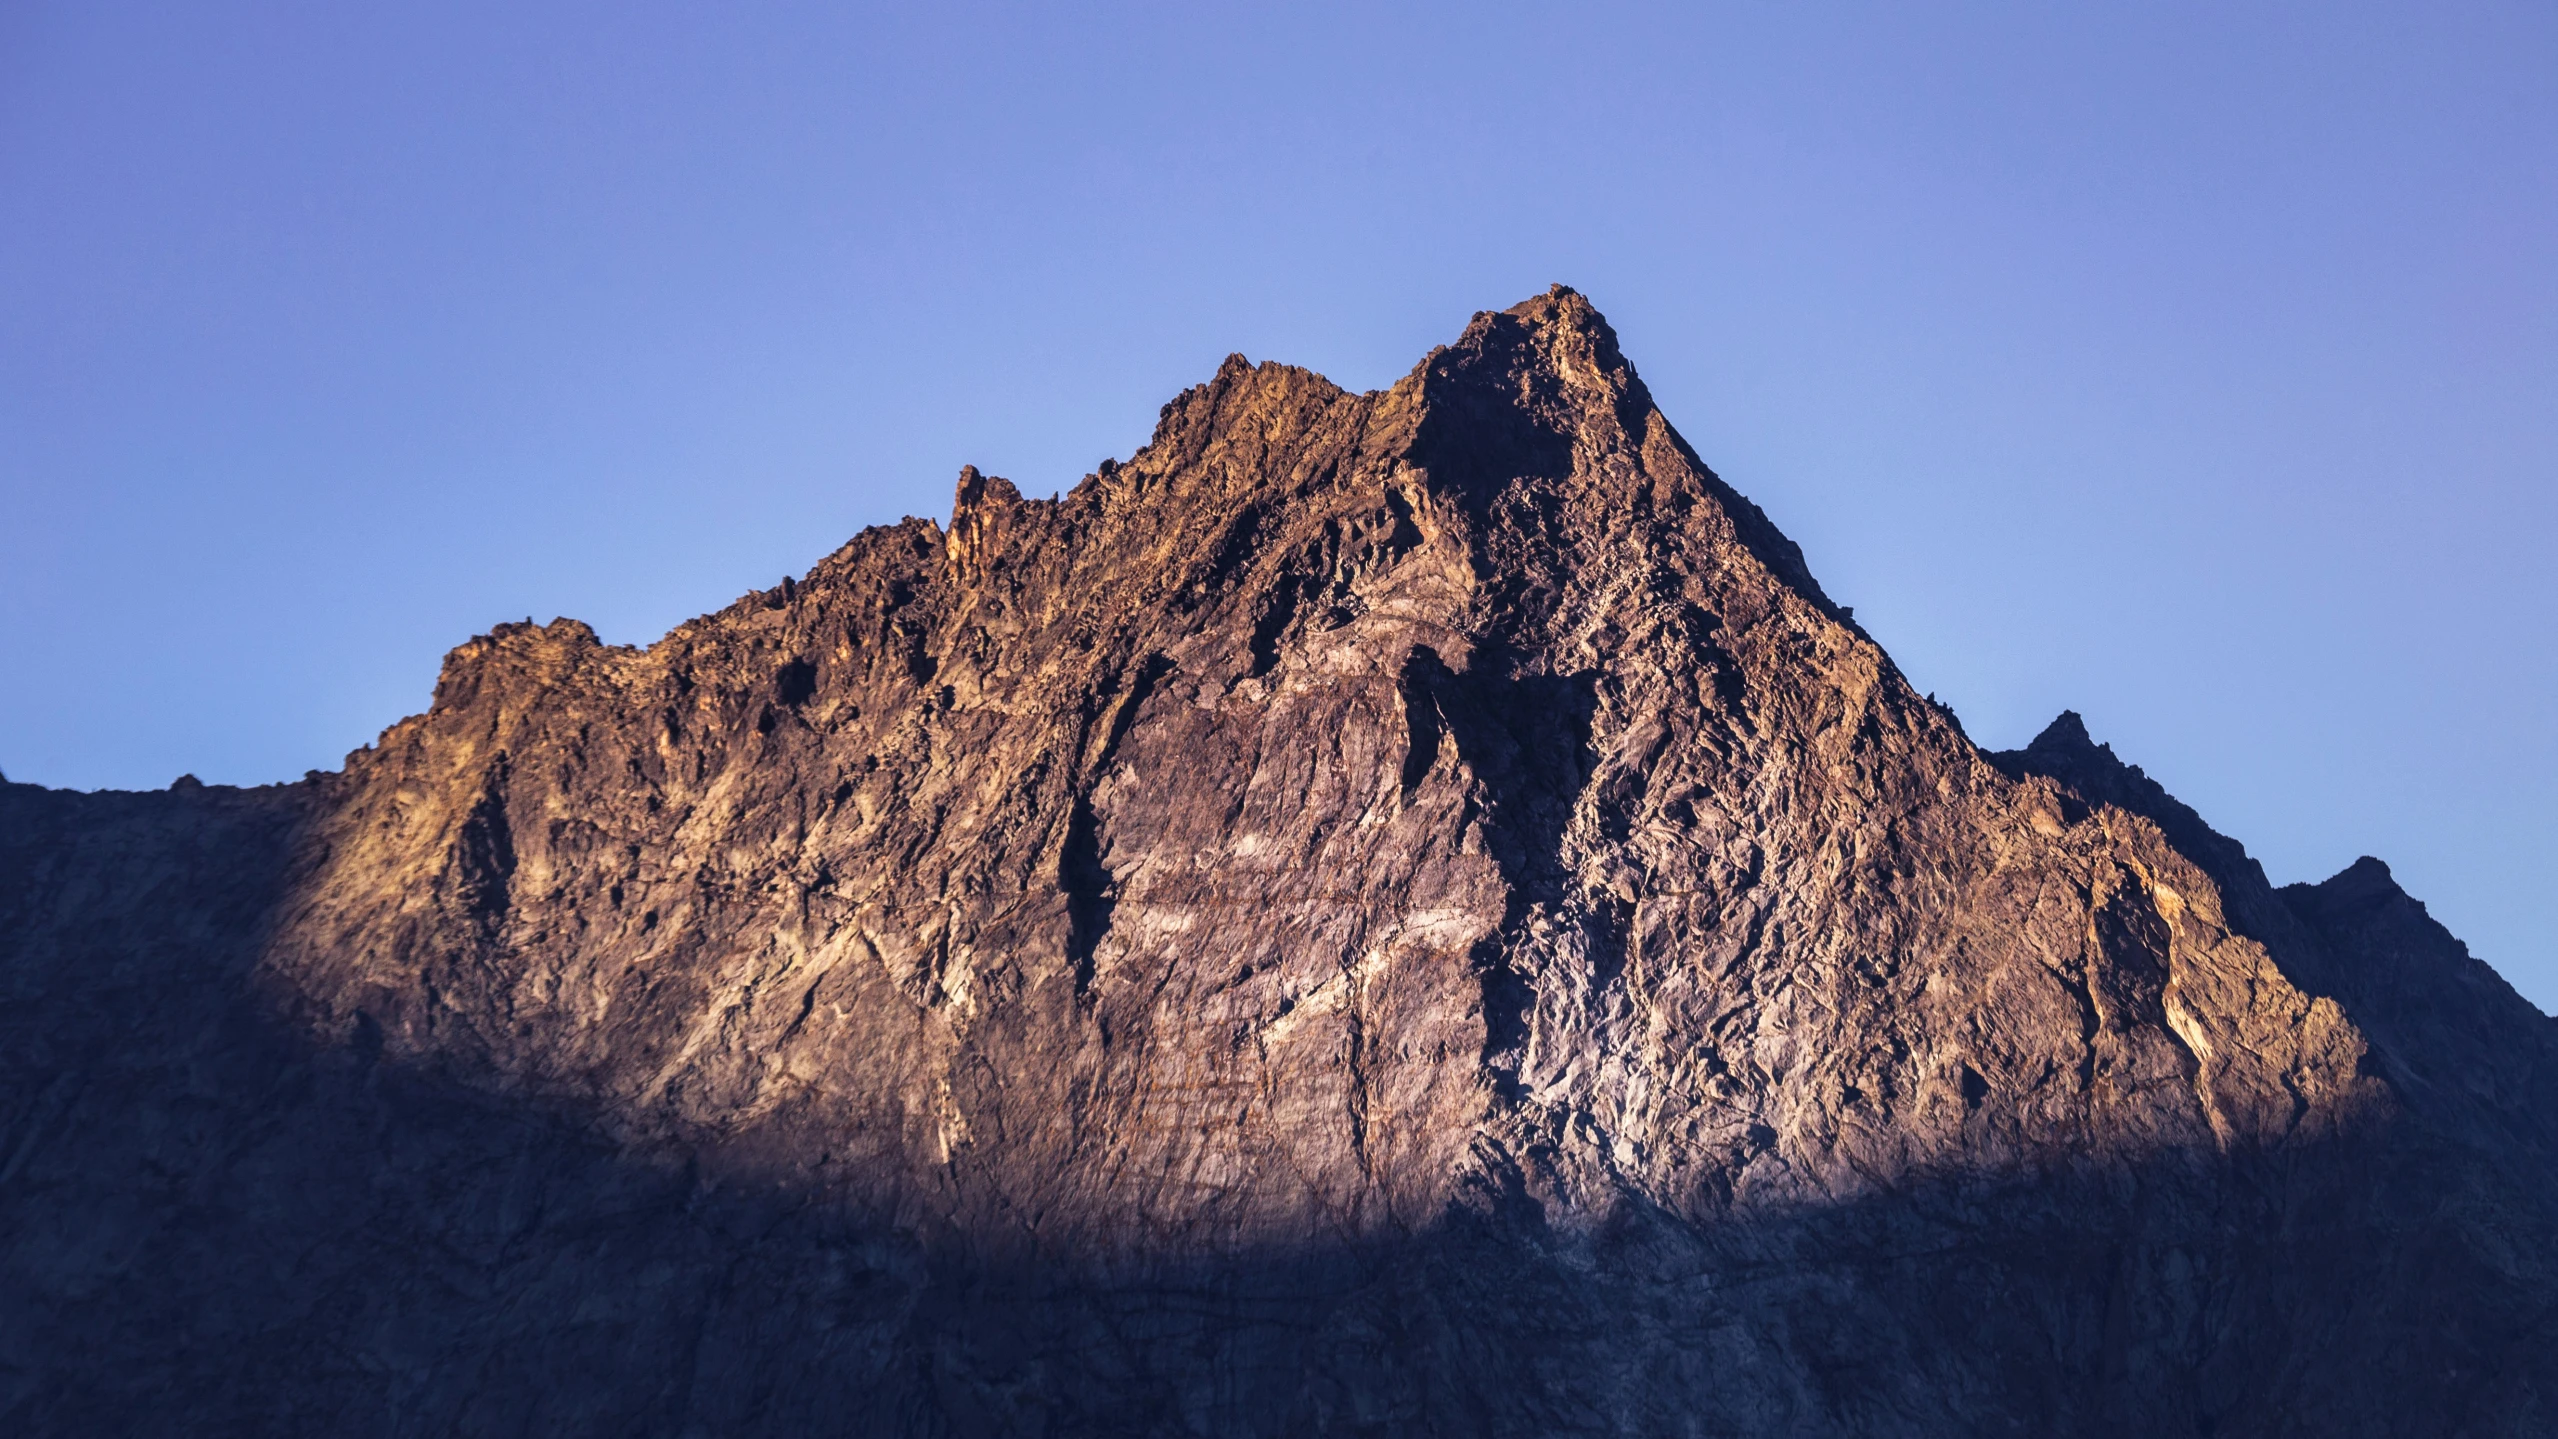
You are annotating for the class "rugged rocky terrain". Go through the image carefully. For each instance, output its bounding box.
[5,288,2554,1436]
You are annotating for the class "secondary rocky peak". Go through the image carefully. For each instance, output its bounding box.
[3,290,2551,1437]
[2323,851,2397,892]
[2027,706,2099,752]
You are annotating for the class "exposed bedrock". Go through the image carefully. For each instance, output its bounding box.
[5,289,2553,1436]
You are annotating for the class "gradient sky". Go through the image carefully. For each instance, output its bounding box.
[4,3,2552,1003]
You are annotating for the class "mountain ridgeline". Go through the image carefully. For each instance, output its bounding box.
[5,289,2553,1436]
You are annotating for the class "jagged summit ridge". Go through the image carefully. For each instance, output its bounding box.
[4,290,2555,1437]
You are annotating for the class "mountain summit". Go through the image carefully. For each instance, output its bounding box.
[6,289,2553,1435]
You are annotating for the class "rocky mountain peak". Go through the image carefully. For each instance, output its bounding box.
[3,290,2552,1436]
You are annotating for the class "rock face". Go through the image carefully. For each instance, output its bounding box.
[5,288,2555,1436]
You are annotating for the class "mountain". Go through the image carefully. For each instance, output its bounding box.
[5,288,2553,1436]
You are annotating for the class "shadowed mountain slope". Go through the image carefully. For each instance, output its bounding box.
[5,288,2553,1436]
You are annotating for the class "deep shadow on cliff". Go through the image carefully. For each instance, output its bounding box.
[0,785,2542,1438]
[2,778,2549,1438]
[7,289,2557,1437]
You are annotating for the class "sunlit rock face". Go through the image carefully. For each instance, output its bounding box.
[6,289,2556,1436]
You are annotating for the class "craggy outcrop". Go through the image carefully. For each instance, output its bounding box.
[5,289,2553,1436]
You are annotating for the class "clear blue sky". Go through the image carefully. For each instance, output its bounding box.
[4,2,2552,1003]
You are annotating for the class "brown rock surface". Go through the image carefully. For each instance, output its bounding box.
[6,288,2555,1435]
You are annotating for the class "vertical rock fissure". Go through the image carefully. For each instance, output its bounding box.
[1397,647,1444,798]
[1063,654,1173,996]
[1408,650,1600,1092]
[453,755,517,939]
[1061,796,1112,998]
